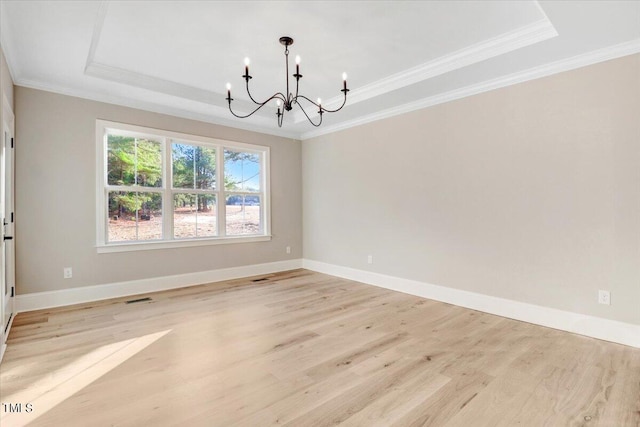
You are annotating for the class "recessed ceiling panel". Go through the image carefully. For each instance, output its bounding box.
[93,1,548,102]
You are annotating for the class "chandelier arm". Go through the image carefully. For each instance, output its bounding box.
[228,93,286,119]
[296,91,348,114]
[245,79,263,106]
[272,93,287,103]
[228,103,267,119]
[318,93,348,113]
[296,102,323,127]
[294,94,319,107]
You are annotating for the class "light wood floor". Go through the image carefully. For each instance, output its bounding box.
[1,269,639,426]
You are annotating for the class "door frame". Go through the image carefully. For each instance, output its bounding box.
[1,94,15,362]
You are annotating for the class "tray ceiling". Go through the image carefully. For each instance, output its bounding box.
[1,1,639,140]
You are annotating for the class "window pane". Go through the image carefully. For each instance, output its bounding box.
[108,191,163,242]
[136,139,163,187]
[196,147,216,190]
[107,134,162,187]
[107,135,135,186]
[172,142,216,190]
[196,194,217,237]
[224,150,261,192]
[172,143,194,189]
[173,194,217,238]
[226,194,261,235]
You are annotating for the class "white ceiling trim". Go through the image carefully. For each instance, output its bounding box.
[14,77,300,140]
[293,15,558,124]
[84,62,266,115]
[85,62,218,105]
[85,0,108,70]
[300,38,640,140]
[12,37,640,143]
[3,1,638,142]
[83,2,271,116]
[82,0,557,127]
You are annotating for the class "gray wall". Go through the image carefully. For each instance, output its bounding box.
[303,54,640,325]
[15,87,302,294]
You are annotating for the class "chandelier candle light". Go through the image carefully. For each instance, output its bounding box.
[225,36,350,127]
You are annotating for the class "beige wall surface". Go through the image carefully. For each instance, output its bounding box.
[303,54,640,325]
[15,87,302,294]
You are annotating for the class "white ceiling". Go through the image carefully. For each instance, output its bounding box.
[1,1,639,140]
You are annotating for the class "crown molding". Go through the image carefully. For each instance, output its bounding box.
[85,61,221,106]
[4,1,638,142]
[81,1,557,127]
[14,77,300,140]
[293,14,558,124]
[300,38,640,140]
[85,0,556,128]
[15,36,640,143]
[85,0,109,70]
[83,2,273,117]
[84,61,277,118]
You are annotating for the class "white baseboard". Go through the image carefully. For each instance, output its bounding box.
[16,259,303,313]
[15,258,639,348]
[302,259,640,349]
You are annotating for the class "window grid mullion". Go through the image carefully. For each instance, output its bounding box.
[171,188,217,195]
[164,137,173,240]
[217,147,226,237]
[222,191,263,196]
[102,132,109,244]
[135,192,139,240]
[105,185,165,193]
[134,138,138,186]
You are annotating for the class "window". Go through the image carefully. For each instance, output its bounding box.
[96,120,270,252]
[224,149,263,236]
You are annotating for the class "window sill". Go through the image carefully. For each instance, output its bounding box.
[97,235,272,253]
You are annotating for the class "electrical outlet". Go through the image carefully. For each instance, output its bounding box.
[63,267,73,279]
[598,290,610,305]
[367,255,373,264]
[286,246,291,254]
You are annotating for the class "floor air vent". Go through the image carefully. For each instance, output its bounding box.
[125,297,152,304]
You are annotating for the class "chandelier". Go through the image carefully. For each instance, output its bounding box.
[225,36,349,128]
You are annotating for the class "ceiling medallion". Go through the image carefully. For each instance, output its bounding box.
[226,36,349,127]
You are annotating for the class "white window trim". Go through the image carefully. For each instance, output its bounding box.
[95,120,271,252]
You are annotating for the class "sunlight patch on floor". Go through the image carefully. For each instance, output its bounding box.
[0,329,171,426]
